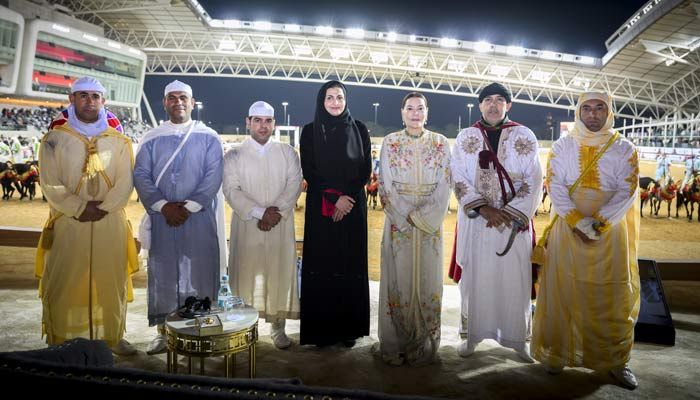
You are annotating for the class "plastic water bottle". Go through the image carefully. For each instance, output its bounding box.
[217,274,233,312]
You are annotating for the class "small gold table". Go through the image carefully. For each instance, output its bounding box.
[165,306,258,377]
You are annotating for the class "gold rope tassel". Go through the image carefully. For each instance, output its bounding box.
[83,141,105,179]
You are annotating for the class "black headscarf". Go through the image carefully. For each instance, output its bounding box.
[310,80,365,194]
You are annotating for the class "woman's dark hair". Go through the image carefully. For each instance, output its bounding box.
[401,92,428,108]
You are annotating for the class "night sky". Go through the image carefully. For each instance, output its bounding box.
[142,0,648,138]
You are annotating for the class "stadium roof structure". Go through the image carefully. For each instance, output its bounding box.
[53,0,699,121]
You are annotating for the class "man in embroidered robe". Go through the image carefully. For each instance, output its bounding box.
[450,82,542,362]
[35,76,138,355]
[134,80,224,355]
[223,101,302,349]
[531,92,641,390]
[681,154,697,190]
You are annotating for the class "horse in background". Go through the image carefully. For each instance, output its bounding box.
[366,172,379,210]
[639,176,655,218]
[650,175,678,218]
[676,174,700,222]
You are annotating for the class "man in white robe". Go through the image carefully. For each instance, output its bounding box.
[223,101,302,349]
[451,82,542,362]
[134,80,225,355]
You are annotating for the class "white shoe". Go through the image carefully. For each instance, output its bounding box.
[271,320,291,350]
[610,366,638,390]
[111,339,137,356]
[457,340,475,358]
[516,344,535,363]
[146,334,167,355]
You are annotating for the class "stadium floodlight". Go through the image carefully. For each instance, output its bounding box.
[284,24,301,33]
[253,21,272,31]
[82,34,99,42]
[107,42,121,49]
[258,42,274,53]
[128,48,141,55]
[51,23,70,33]
[665,59,676,66]
[489,65,511,77]
[386,32,397,42]
[474,41,492,53]
[408,55,424,67]
[447,60,466,72]
[577,56,595,65]
[218,39,237,50]
[330,47,352,59]
[409,35,417,42]
[440,38,458,48]
[506,46,527,57]
[346,28,365,39]
[528,70,552,82]
[293,45,313,56]
[210,19,241,29]
[315,26,334,36]
[541,51,559,60]
[370,51,389,64]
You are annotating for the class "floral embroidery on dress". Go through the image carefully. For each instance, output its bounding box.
[461,135,481,154]
[454,181,469,200]
[514,136,535,156]
[515,181,531,198]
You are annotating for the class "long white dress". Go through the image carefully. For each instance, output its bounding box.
[223,138,302,321]
[378,129,451,365]
[451,124,542,351]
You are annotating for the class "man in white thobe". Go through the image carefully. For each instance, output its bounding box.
[451,82,542,362]
[223,101,302,349]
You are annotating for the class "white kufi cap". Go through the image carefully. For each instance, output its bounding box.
[164,80,193,97]
[71,76,106,93]
[248,101,274,117]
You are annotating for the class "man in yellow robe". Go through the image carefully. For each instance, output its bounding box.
[35,77,138,355]
[531,92,640,389]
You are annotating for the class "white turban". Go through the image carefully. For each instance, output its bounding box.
[248,101,274,117]
[71,76,106,93]
[164,80,193,97]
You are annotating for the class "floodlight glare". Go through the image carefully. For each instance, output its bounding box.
[82,34,99,42]
[284,24,301,33]
[440,38,458,48]
[386,32,397,42]
[506,46,526,56]
[541,51,559,60]
[346,28,365,39]
[253,21,272,31]
[315,26,334,35]
[474,41,492,53]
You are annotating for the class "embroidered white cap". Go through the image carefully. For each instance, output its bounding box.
[71,76,106,93]
[248,101,274,117]
[164,80,193,97]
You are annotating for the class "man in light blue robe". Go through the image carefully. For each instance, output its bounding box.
[134,80,224,354]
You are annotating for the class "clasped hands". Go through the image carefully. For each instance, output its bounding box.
[257,206,282,231]
[161,201,190,227]
[478,205,513,229]
[332,195,355,222]
[77,200,108,222]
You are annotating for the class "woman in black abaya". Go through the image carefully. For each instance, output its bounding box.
[299,80,371,347]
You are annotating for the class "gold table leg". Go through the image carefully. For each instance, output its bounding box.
[187,356,192,374]
[200,357,204,375]
[249,343,256,378]
[166,350,172,373]
[173,350,178,373]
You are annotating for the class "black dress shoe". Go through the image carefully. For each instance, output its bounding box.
[342,339,356,348]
